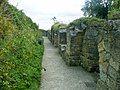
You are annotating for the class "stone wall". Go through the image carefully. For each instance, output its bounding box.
[64,18,103,72]
[49,18,120,90]
[41,30,47,36]
[47,30,52,42]
[97,20,120,90]
[58,29,67,59]
[53,30,59,47]
[51,22,67,47]
[58,29,67,45]
[81,26,99,72]
[65,26,85,66]
[51,26,58,47]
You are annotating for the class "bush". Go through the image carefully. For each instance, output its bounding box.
[0,1,44,90]
[108,10,120,20]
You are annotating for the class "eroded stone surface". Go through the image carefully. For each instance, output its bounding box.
[97,20,120,90]
[46,18,120,90]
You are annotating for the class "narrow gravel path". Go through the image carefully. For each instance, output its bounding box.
[40,37,97,90]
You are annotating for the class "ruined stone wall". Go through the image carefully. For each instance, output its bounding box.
[47,30,52,42]
[49,18,120,90]
[64,18,104,71]
[65,27,85,66]
[81,27,99,72]
[51,22,67,47]
[97,20,120,90]
[58,29,67,45]
[53,30,59,47]
[51,26,55,45]
[51,29,59,47]
[65,26,99,70]
[58,29,67,59]
[41,30,47,36]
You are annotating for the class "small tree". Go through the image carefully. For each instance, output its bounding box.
[81,0,112,19]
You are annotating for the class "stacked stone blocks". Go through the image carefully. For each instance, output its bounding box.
[65,26,85,66]
[97,20,120,90]
[49,18,120,90]
[58,29,67,59]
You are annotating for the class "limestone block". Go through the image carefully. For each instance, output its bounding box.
[64,28,85,66]
[98,41,105,52]
[109,58,120,71]
[99,62,109,74]
[81,28,99,72]
[116,76,120,90]
[99,51,110,63]
[99,71,107,82]
[108,65,119,80]
[81,56,98,71]
[96,80,108,90]
[107,76,117,90]
[112,20,120,30]
[58,29,67,45]
[96,20,120,90]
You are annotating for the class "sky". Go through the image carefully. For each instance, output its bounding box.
[8,0,85,30]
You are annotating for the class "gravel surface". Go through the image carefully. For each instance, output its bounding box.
[40,37,97,90]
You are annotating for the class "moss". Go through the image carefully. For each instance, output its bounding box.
[51,22,67,31]
[69,17,107,28]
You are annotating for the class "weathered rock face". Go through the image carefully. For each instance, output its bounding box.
[51,23,59,47]
[65,26,85,66]
[53,30,59,47]
[49,18,120,90]
[47,30,52,41]
[41,30,47,36]
[58,29,67,45]
[51,22,67,47]
[97,20,120,90]
[64,18,103,70]
[58,29,67,59]
[81,27,99,72]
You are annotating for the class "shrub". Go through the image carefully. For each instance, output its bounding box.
[0,1,44,90]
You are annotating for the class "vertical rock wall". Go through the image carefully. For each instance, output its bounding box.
[47,30,52,41]
[58,29,67,59]
[51,22,67,47]
[81,27,99,72]
[49,18,120,90]
[97,20,120,90]
[65,26,85,66]
[53,30,59,47]
[64,18,103,71]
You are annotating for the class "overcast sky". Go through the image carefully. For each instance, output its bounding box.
[8,0,85,30]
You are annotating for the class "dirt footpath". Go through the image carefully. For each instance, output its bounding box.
[40,37,97,90]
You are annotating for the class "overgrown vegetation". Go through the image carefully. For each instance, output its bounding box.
[108,0,120,19]
[51,22,67,31]
[0,0,44,90]
[82,0,120,20]
[69,17,108,29]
